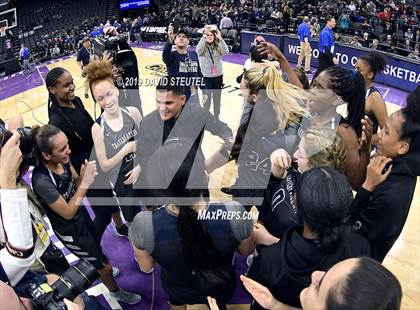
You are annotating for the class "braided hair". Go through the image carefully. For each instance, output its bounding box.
[296,167,352,253]
[324,66,366,137]
[45,68,82,140]
[359,51,387,80]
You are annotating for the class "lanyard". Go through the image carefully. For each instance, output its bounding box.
[207,46,215,64]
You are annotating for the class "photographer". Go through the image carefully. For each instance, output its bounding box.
[196,25,229,119]
[0,132,35,287]
[101,26,143,116]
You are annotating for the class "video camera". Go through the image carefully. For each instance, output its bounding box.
[91,32,129,62]
[27,259,99,310]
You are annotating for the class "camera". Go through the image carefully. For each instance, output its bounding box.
[92,33,129,62]
[28,259,99,310]
[0,125,37,167]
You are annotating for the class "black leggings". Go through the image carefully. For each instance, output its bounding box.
[87,187,120,239]
[203,75,223,119]
[112,168,142,222]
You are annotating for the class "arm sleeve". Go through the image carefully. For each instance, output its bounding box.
[32,173,61,206]
[196,36,206,55]
[220,39,229,56]
[228,201,253,241]
[349,187,371,215]
[129,211,155,253]
[320,31,333,57]
[0,189,35,286]
[349,184,409,243]
[162,41,173,65]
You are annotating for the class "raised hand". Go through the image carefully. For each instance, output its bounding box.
[363,156,392,191]
[167,23,176,44]
[240,275,281,309]
[80,159,98,189]
[360,115,373,152]
[257,41,285,61]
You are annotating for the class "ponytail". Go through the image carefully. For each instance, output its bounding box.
[296,167,353,253]
[318,222,350,253]
[34,124,62,165]
[244,65,309,128]
[324,66,366,137]
[400,85,420,142]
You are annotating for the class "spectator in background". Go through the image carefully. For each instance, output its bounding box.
[384,22,393,35]
[351,35,362,48]
[51,44,60,58]
[310,18,320,38]
[370,39,379,50]
[383,34,393,47]
[415,29,420,44]
[208,5,219,25]
[338,12,351,33]
[76,37,91,99]
[219,13,233,30]
[334,32,343,43]
[19,43,32,75]
[361,18,372,30]
[348,1,356,12]
[408,45,419,60]
[389,42,399,55]
[378,7,392,23]
[270,8,281,21]
[196,26,229,119]
[362,32,370,47]
[405,28,413,40]
[283,4,292,32]
[366,0,377,15]
[403,39,413,51]
[296,16,312,74]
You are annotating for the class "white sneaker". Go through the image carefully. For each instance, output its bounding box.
[110,288,142,305]
[112,267,120,278]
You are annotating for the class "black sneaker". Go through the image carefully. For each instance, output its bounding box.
[116,225,129,238]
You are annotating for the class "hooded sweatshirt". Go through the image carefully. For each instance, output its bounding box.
[247,227,370,308]
[348,136,420,262]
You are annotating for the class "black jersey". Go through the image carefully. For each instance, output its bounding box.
[366,85,381,134]
[261,164,302,238]
[96,107,138,185]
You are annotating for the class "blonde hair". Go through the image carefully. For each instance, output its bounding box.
[244,64,309,128]
[304,128,346,173]
[86,60,114,90]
